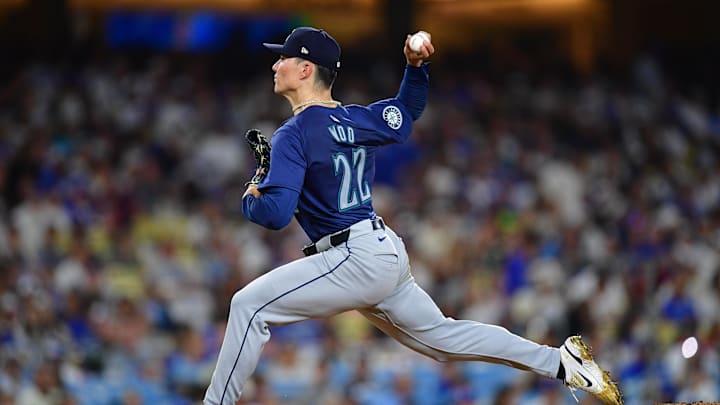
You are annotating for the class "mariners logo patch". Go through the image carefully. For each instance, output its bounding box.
[382,106,403,130]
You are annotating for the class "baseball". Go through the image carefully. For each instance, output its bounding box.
[409,31,430,53]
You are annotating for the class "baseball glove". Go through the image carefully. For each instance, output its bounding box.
[245,129,271,186]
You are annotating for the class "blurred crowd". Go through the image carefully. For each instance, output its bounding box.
[0,48,719,405]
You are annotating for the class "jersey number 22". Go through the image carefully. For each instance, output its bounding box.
[333,147,371,211]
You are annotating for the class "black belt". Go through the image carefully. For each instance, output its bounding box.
[303,217,385,257]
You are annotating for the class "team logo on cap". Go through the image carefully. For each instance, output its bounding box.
[382,106,403,130]
[301,46,309,55]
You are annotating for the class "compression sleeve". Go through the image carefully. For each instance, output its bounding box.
[396,63,430,121]
[242,186,299,230]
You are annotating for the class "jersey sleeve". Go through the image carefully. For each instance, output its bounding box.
[257,125,306,193]
[242,186,299,230]
[396,63,430,121]
[348,99,413,146]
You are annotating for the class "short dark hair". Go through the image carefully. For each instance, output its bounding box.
[315,64,337,89]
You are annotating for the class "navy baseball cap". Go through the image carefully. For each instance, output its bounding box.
[263,27,341,71]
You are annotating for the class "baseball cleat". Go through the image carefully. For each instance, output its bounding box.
[560,336,623,405]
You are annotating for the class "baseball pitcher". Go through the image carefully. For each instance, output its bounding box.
[204,27,622,405]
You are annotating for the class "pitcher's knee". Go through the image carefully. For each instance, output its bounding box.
[230,288,261,315]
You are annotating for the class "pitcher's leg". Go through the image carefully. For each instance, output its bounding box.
[204,289,271,405]
[204,244,395,405]
[360,278,560,378]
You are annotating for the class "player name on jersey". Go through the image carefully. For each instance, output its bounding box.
[328,124,355,143]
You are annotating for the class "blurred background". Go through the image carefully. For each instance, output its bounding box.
[1,0,719,404]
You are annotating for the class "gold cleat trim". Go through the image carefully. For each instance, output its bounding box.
[597,369,623,405]
[567,336,624,405]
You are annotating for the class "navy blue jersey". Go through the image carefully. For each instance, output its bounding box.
[257,99,412,241]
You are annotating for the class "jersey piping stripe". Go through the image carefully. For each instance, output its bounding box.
[219,245,352,404]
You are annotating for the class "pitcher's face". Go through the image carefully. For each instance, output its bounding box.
[272,56,302,95]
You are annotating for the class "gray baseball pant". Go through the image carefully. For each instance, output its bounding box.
[204,219,560,404]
